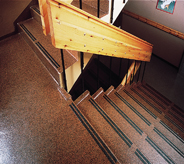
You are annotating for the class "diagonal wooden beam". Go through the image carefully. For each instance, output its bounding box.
[44,0,153,61]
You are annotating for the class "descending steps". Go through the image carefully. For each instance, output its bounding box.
[7,1,183,163]
[72,82,184,163]
[18,5,78,87]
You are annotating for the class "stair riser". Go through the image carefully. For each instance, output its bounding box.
[18,23,62,86]
[30,6,42,25]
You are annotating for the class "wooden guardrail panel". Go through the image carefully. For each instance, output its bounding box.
[123,9,184,40]
[44,0,153,62]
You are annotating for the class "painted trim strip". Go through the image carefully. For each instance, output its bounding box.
[36,42,60,68]
[154,128,184,158]
[89,98,133,148]
[146,136,175,164]
[135,149,151,164]
[115,92,151,126]
[103,94,143,135]
[130,88,162,114]
[20,24,36,41]
[69,103,117,164]
[159,121,184,144]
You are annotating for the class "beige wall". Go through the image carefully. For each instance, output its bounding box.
[0,0,31,38]
[122,0,184,67]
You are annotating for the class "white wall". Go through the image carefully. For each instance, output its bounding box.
[121,0,184,67]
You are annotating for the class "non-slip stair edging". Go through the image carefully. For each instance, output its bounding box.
[18,19,62,86]
[69,102,118,164]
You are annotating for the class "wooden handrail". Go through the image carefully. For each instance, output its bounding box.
[38,0,153,62]
[121,61,141,86]
[123,9,184,40]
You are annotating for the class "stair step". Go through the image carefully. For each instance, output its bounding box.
[69,101,119,164]
[123,84,184,140]
[93,88,169,163]
[75,91,147,163]
[132,83,184,130]
[112,85,184,163]
[18,18,78,86]
[140,82,184,120]
[0,34,117,163]
[30,5,41,25]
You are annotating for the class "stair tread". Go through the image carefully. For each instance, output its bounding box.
[123,85,184,139]
[132,84,184,128]
[19,18,78,72]
[106,88,184,163]
[94,91,172,163]
[76,93,146,163]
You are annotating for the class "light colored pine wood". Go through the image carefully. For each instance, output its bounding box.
[121,61,141,86]
[38,0,50,35]
[45,0,152,61]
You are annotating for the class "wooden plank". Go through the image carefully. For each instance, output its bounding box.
[121,61,141,86]
[38,0,50,35]
[46,0,153,61]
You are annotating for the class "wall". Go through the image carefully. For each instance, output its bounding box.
[0,0,32,38]
[121,0,184,67]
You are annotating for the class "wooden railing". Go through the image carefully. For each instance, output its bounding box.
[38,0,153,90]
[123,9,184,40]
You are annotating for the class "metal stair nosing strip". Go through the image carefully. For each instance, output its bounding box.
[31,6,40,15]
[164,115,184,133]
[168,110,184,125]
[103,94,143,135]
[137,86,166,110]
[35,42,60,69]
[89,98,133,148]
[134,149,151,164]
[122,89,158,119]
[159,120,184,144]
[153,127,184,158]
[171,106,184,119]
[142,84,171,106]
[89,98,151,164]
[104,92,184,159]
[69,103,118,164]
[20,24,36,42]
[129,88,184,134]
[114,92,152,126]
[19,23,60,70]
[130,88,162,114]
[145,136,175,164]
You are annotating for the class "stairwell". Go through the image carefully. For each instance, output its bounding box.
[0,0,184,163]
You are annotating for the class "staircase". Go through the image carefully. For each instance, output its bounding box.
[0,0,184,163]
